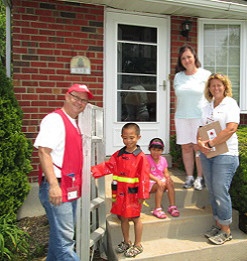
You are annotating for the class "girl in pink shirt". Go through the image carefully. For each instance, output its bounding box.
[147,138,180,218]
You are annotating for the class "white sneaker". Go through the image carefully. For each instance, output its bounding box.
[183,176,194,189]
[194,177,203,191]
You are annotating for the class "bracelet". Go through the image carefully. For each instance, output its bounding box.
[207,141,213,148]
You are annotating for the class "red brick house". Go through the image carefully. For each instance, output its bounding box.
[4,0,247,181]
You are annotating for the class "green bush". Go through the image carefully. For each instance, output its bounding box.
[0,214,30,260]
[0,63,32,218]
[169,134,184,170]
[0,2,6,65]
[230,125,247,214]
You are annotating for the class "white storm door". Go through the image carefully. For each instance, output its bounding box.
[105,11,170,155]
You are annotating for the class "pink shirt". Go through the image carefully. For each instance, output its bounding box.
[146,155,168,191]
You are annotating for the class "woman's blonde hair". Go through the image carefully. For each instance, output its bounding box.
[204,73,233,101]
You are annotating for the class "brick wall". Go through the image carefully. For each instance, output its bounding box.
[240,114,247,125]
[12,0,104,181]
[12,1,246,181]
[170,16,198,135]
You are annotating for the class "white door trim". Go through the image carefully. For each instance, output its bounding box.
[104,9,170,155]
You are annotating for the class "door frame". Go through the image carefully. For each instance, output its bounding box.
[104,9,171,155]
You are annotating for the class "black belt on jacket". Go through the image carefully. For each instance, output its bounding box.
[41,176,61,183]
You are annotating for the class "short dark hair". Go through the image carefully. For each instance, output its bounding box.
[148,138,164,150]
[121,122,140,135]
[175,44,201,73]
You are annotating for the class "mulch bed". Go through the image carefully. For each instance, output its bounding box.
[17,215,106,260]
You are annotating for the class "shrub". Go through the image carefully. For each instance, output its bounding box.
[0,2,6,65]
[0,63,32,218]
[0,214,30,260]
[230,125,247,214]
[169,134,184,170]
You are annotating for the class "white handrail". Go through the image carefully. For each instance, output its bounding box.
[76,104,107,261]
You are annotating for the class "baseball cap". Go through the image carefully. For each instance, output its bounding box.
[67,84,94,99]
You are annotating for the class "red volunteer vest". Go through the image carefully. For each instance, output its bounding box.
[39,109,83,202]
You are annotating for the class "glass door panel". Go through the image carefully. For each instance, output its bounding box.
[117,25,157,122]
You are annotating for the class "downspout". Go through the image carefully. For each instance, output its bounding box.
[2,0,11,78]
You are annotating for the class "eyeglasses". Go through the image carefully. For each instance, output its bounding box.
[69,93,88,104]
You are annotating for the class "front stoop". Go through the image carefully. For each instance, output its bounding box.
[105,168,247,261]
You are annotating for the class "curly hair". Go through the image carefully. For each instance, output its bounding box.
[204,73,232,102]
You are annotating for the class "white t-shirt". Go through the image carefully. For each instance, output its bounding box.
[34,111,77,177]
[174,68,211,119]
[201,97,240,156]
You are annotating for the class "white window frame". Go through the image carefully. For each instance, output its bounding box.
[198,19,247,113]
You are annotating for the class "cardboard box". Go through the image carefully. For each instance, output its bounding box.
[198,121,228,158]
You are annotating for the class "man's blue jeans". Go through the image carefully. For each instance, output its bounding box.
[200,154,239,226]
[39,180,80,261]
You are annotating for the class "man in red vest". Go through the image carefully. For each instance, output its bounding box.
[34,84,93,261]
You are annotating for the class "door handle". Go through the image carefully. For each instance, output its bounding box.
[159,80,166,91]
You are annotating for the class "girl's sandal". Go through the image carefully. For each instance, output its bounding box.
[152,207,167,219]
[124,245,143,257]
[168,205,180,217]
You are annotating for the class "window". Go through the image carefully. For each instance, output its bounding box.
[117,24,158,122]
[198,19,247,112]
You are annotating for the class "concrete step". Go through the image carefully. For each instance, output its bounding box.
[105,168,247,261]
[112,229,247,261]
[104,168,210,214]
[106,207,247,261]
[106,206,239,245]
[144,185,210,210]
[141,167,232,213]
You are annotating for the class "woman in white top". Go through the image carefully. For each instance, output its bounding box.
[174,44,211,190]
[197,73,240,245]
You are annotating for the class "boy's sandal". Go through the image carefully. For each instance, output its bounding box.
[152,208,167,219]
[115,241,132,253]
[168,205,180,217]
[124,245,143,258]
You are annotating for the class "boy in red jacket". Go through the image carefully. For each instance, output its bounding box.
[91,123,150,258]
